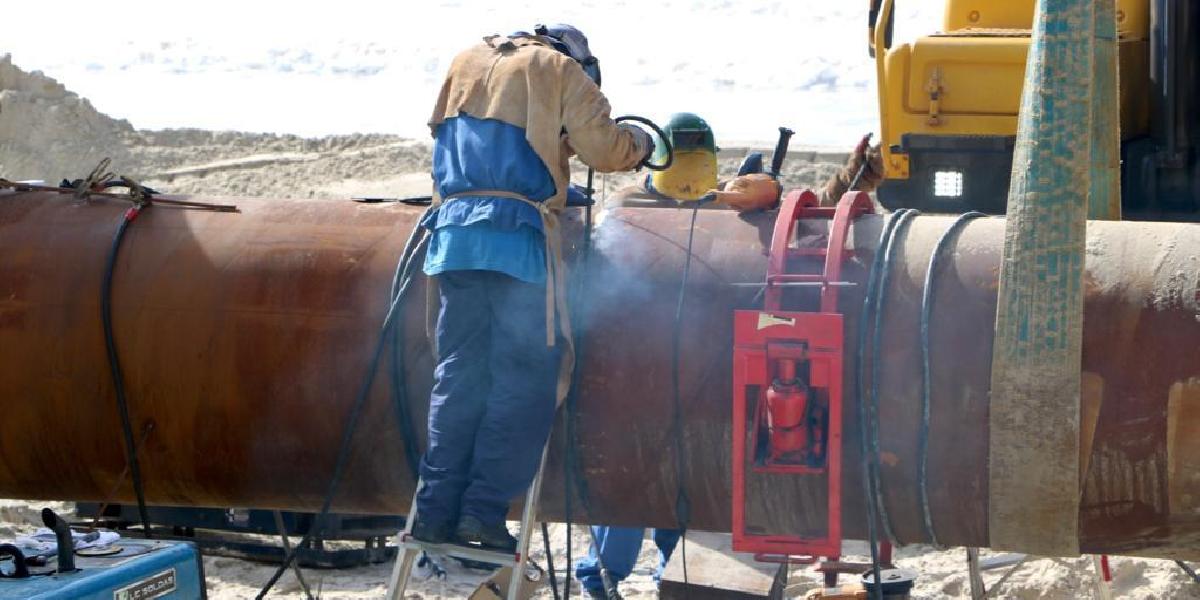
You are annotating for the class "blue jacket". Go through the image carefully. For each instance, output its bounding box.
[421,114,553,284]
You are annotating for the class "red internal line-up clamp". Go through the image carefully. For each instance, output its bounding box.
[732,189,874,564]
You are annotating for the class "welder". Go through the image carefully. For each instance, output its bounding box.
[604,111,719,208]
[412,24,655,552]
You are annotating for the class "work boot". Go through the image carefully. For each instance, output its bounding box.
[410,517,452,545]
[587,587,623,600]
[454,515,518,553]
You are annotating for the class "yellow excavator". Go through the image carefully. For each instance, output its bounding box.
[869,0,1198,220]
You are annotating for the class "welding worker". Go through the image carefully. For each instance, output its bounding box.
[603,111,786,213]
[604,111,720,209]
[714,136,886,213]
[412,25,655,552]
[575,528,680,599]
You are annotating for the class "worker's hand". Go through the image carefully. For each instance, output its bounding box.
[619,123,655,165]
[819,141,885,206]
[860,143,884,191]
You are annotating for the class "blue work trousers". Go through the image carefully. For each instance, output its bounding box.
[416,270,560,527]
[575,527,682,592]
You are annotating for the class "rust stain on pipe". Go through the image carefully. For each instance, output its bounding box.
[2,191,1200,559]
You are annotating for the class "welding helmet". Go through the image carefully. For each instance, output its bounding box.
[535,23,602,87]
[649,112,719,201]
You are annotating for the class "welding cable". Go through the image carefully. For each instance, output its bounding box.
[867,208,919,549]
[561,166,623,600]
[542,522,560,600]
[257,231,430,599]
[917,212,984,547]
[614,115,674,172]
[563,166,595,600]
[668,196,716,591]
[669,201,708,592]
[101,202,153,540]
[271,511,314,600]
[1177,561,1200,585]
[388,211,434,477]
[855,208,910,600]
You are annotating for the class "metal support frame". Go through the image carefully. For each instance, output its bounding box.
[75,503,400,569]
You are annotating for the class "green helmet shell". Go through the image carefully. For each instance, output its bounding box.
[653,112,717,164]
[650,112,720,201]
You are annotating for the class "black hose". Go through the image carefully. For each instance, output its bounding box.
[1177,561,1200,584]
[670,203,705,593]
[42,509,77,573]
[917,212,984,547]
[868,209,918,548]
[855,209,909,600]
[101,204,153,540]
[542,522,560,600]
[389,213,433,477]
[561,166,621,599]
[615,115,673,172]
[256,229,430,599]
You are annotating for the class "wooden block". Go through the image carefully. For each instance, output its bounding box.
[467,564,546,600]
[804,585,867,600]
[659,532,787,599]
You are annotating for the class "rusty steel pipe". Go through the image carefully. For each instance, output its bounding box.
[1,190,1199,558]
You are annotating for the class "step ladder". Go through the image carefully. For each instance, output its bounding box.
[385,444,551,600]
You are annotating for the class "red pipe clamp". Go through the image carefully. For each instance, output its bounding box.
[732,189,874,562]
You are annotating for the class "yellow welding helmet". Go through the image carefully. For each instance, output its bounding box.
[649,112,719,201]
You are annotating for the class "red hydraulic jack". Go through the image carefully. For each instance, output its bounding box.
[732,190,890,584]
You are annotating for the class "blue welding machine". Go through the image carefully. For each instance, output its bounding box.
[0,537,205,599]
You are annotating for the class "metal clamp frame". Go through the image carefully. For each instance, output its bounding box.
[732,190,874,562]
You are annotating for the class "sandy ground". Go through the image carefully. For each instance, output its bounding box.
[4,57,1200,600]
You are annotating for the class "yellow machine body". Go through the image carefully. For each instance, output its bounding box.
[870,0,1157,214]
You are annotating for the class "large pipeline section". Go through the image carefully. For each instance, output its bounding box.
[1,190,1199,558]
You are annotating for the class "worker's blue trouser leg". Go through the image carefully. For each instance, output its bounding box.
[651,528,681,580]
[416,270,559,528]
[575,527,682,592]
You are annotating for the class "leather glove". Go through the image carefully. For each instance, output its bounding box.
[619,123,655,166]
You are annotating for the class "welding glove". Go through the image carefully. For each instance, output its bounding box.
[618,123,656,167]
[820,140,885,206]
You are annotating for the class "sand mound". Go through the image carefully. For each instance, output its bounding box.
[0,54,133,182]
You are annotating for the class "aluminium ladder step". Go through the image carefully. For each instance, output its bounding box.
[386,443,550,600]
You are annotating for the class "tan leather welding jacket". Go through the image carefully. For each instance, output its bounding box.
[427,34,650,405]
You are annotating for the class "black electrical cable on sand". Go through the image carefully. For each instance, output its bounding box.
[917,212,984,548]
[855,209,909,600]
[542,522,560,599]
[257,223,430,599]
[1177,561,1200,584]
[102,204,153,540]
[867,208,918,550]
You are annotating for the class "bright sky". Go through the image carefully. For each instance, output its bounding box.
[4,1,944,144]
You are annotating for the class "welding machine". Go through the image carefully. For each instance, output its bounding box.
[0,509,205,599]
